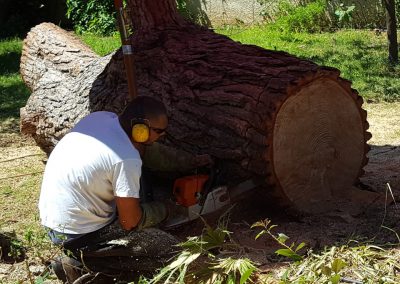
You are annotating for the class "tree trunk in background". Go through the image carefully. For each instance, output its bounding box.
[384,0,398,64]
[20,0,371,213]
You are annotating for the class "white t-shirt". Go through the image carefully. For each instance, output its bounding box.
[39,111,142,234]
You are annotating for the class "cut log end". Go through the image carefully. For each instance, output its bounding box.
[272,78,368,213]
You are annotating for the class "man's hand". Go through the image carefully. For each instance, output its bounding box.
[160,199,191,229]
[194,154,214,168]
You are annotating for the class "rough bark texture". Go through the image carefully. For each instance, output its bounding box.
[127,0,185,31]
[20,16,370,212]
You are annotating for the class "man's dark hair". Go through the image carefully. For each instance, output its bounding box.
[120,96,167,121]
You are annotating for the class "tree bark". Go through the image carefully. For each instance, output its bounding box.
[384,0,398,64]
[20,3,371,213]
[127,0,185,31]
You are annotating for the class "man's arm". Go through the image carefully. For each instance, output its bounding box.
[115,197,169,231]
[115,197,142,230]
[143,142,213,172]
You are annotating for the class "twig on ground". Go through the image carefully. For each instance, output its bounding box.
[0,153,44,163]
[381,226,400,244]
[386,183,398,208]
[380,184,389,228]
[25,259,34,284]
[372,146,397,156]
[340,277,363,284]
[0,171,44,180]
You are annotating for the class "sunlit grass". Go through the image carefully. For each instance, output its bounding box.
[217,27,400,102]
[78,33,120,56]
[364,102,400,145]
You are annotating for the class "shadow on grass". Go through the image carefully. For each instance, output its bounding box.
[0,79,30,121]
[0,51,21,75]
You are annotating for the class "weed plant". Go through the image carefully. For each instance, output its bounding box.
[277,243,400,284]
[149,212,258,284]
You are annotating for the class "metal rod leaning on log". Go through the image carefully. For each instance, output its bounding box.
[113,0,138,100]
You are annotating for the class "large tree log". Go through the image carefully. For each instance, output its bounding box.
[20,1,371,213]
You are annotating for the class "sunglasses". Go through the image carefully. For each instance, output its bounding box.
[150,126,167,135]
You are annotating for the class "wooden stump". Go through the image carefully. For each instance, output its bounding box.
[19,21,371,213]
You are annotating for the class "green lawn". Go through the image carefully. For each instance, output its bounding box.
[218,27,400,102]
[78,33,120,56]
[0,38,30,133]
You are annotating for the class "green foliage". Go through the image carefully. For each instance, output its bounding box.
[150,213,258,283]
[271,0,329,33]
[252,219,306,262]
[66,0,116,35]
[23,227,51,259]
[176,0,212,27]
[0,231,25,261]
[321,258,347,284]
[65,0,212,35]
[34,271,51,284]
[8,237,24,260]
[22,227,61,282]
[334,3,356,28]
[396,0,400,28]
[257,0,384,31]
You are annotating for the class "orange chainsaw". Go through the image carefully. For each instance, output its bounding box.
[163,172,262,228]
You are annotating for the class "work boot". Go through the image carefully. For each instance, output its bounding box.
[61,256,115,284]
[50,256,67,283]
[61,256,84,283]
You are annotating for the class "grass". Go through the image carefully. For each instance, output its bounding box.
[0,38,30,134]
[217,27,400,102]
[78,33,120,56]
[364,102,400,145]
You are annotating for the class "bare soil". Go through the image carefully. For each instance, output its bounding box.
[1,102,400,283]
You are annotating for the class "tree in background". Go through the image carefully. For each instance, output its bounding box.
[383,0,398,64]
